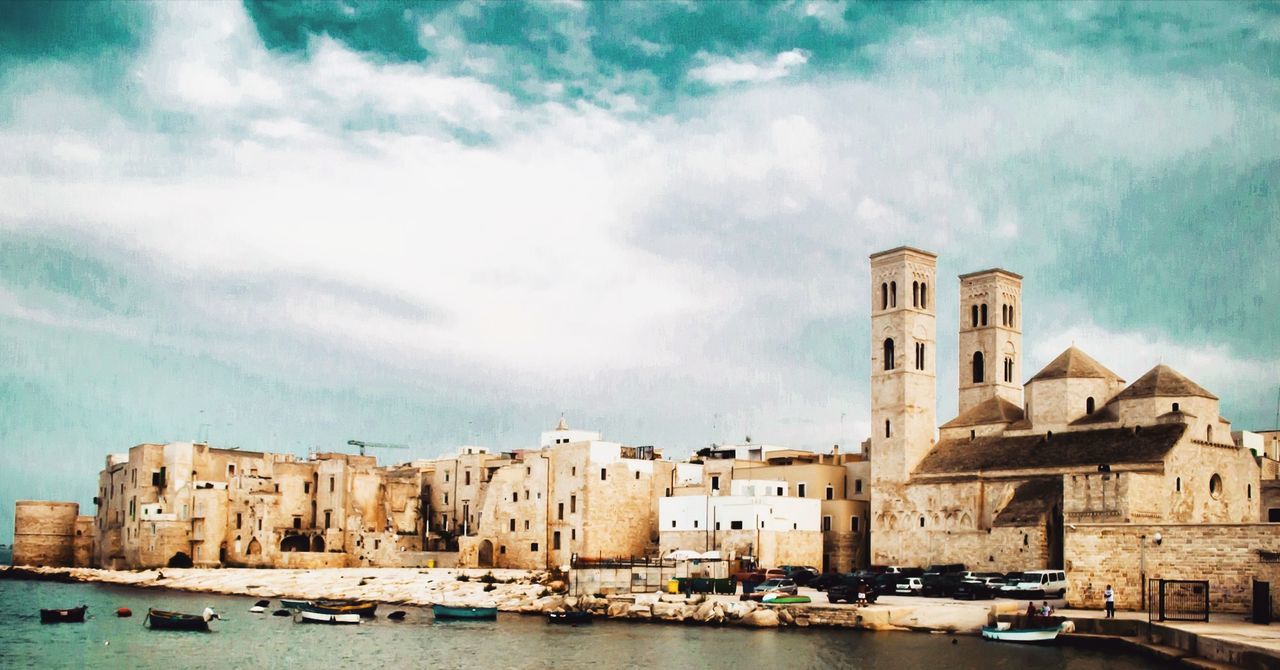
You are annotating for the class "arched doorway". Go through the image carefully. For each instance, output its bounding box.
[219,542,227,564]
[247,538,262,556]
[478,539,494,568]
[311,535,325,552]
[281,535,309,552]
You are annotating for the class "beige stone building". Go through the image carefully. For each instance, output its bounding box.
[867,245,1271,613]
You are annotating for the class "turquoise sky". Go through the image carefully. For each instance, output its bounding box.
[2,1,1278,543]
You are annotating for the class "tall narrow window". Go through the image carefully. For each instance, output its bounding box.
[915,342,925,370]
[881,283,888,310]
[1009,306,1014,326]
[912,281,919,307]
[557,502,564,520]
[971,305,978,327]
[711,475,720,491]
[889,281,896,307]
[570,495,576,513]
[1086,397,1095,414]
[920,283,927,309]
[885,420,892,438]
[980,303,988,326]
[1003,357,1013,383]
[972,351,985,383]
[883,338,895,371]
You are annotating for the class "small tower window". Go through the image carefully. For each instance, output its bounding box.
[972,351,984,383]
[971,305,978,327]
[889,281,897,307]
[1176,477,1181,492]
[884,338,895,371]
[1003,357,1013,383]
[915,342,925,370]
[920,283,927,309]
[881,283,888,310]
[912,281,919,307]
[1209,473,1222,499]
[1172,402,1180,412]
[1207,425,1213,442]
[1086,397,1095,415]
[1008,306,1014,326]
[980,303,988,326]
[919,516,925,528]
[885,420,891,438]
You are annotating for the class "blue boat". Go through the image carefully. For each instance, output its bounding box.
[432,604,497,620]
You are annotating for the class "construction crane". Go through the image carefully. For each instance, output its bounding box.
[346,439,409,456]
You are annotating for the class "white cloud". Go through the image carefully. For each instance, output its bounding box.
[688,49,811,86]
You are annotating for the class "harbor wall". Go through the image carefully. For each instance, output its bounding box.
[1065,522,1280,616]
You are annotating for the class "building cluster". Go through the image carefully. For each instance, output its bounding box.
[12,245,1280,615]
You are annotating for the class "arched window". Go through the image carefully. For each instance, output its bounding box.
[1207,425,1213,442]
[1172,402,1180,412]
[1009,306,1014,326]
[883,338,895,371]
[972,351,984,383]
[971,305,978,327]
[980,303,988,326]
[889,281,897,307]
[1001,304,1007,326]
[885,420,892,438]
[881,283,888,310]
[1086,397,1095,414]
[920,283,927,309]
[912,281,919,307]
[1003,357,1013,383]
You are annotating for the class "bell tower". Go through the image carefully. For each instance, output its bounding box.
[957,269,1023,416]
[869,246,937,486]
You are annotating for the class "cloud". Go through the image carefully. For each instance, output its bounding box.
[687,49,811,86]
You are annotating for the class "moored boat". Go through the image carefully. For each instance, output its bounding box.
[280,598,309,610]
[980,620,1066,644]
[296,610,361,625]
[249,599,271,613]
[304,600,377,618]
[144,608,214,631]
[547,610,592,625]
[762,594,811,604]
[39,605,87,624]
[432,604,498,620]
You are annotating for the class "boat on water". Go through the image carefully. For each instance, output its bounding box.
[280,598,309,610]
[547,610,593,625]
[144,608,215,632]
[762,594,811,604]
[305,600,377,618]
[295,610,361,625]
[39,606,87,624]
[980,620,1069,644]
[432,605,498,620]
[249,599,271,613]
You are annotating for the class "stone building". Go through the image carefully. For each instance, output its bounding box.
[12,501,92,568]
[659,480,824,568]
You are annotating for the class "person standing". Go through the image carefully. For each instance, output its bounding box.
[1104,584,1115,618]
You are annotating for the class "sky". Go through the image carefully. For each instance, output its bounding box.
[1,1,1278,543]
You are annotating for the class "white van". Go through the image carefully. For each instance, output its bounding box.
[1001,570,1068,598]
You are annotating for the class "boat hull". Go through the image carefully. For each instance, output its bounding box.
[304,601,377,618]
[432,605,498,620]
[280,599,309,610]
[547,610,593,625]
[296,610,361,625]
[762,595,811,604]
[40,606,86,624]
[980,625,1062,643]
[145,609,209,632]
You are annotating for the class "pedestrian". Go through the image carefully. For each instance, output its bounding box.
[1104,584,1115,619]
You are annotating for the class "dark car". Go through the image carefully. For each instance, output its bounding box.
[827,579,880,604]
[954,576,1004,600]
[809,572,853,592]
[921,573,965,598]
[871,573,901,596]
[924,563,966,575]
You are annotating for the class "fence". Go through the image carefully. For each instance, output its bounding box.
[1148,579,1210,622]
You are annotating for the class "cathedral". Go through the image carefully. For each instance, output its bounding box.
[866,246,1261,570]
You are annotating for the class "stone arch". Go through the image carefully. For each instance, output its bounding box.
[281,534,309,552]
[311,535,326,552]
[167,551,193,568]
[478,539,494,568]
[959,513,972,528]
[247,537,262,556]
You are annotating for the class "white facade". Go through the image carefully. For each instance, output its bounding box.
[659,494,820,533]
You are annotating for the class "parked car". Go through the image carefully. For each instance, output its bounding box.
[999,570,1068,598]
[827,579,880,605]
[809,572,853,592]
[954,576,1004,600]
[923,563,966,575]
[745,578,798,601]
[780,565,820,585]
[921,573,965,598]
[871,573,901,596]
[895,577,924,596]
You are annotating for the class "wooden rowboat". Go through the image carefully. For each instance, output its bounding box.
[304,600,377,618]
[279,598,309,610]
[432,604,497,620]
[296,610,361,625]
[144,608,211,631]
[40,605,87,624]
[980,622,1065,643]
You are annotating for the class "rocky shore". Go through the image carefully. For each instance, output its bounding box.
[1,565,995,632]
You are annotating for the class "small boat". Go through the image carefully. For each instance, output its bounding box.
[547,610,593,625]
[980,620,1066,643]
[279,598,309,610]
[40,606,87,624]
[272,609,292,617]
[304,600,377,618]
[387,611,407,620]
[295,610,361,625]
[432,604,497,620]
[762,594,811,604]
[249,599,271,613]
[144,608,213,631]
[116,607,132,618]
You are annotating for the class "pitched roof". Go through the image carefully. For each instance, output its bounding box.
[993,478,1062,526]
[914,423,1186,475]
[940,397,1026,429]
[1027,346,1123,383]
[1114,364,1218,401]
[1069,405,1118,426]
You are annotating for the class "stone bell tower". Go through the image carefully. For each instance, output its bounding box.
[957,269,1024,416]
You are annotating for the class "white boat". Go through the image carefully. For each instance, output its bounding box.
[249,599,271,614]
[980,620,1066,643]
[296,610,361,625]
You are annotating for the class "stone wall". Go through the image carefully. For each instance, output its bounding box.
[72,516,94,568]
[13,501,79,567]
[1065,523,1280,616]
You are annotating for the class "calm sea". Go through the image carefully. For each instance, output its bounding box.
[0,579,1159,670]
